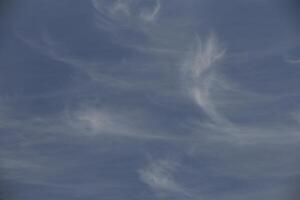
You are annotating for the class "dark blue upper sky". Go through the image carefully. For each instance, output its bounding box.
[1,0,300,199]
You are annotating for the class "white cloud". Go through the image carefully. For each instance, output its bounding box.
[182,34,229,126]
[92,0,131,18]
[92,0,161,31]
[11,2,300,199]
[285,57,300,64]
[91,0,197,56]
[139,0,161,22]
[139,158,189,197]
[108,0,131,17]
[66,108,131,136]
[64,106,176,141]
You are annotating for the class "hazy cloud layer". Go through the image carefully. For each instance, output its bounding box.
[1,0,300,199]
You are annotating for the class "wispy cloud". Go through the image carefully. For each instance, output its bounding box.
[139,158,190,198]
[6,1,300,199]
[91,0,197,57]
[139,0,161,22]
[92,0,161,32]
[285,57,300,64]
[182,34,229,126]
[64,106,177,141]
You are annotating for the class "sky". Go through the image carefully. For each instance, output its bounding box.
[1,0,300,199]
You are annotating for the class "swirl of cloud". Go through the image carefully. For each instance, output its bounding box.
[92,0,161,30]
[182,34,229,126]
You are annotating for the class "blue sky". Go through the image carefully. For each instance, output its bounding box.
[1,0,300,199]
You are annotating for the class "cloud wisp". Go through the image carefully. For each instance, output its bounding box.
[139,0,161,22]
[92,0,161,31]
[139,158,192,199]
[64,106,181,141]
[182,34,229,126]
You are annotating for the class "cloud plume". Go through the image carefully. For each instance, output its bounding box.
[182,34,228,125]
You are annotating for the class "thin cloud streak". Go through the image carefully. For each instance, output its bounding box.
[182,34,229,126]
[62,105,189,142]
[139,0,161,22]
[92,0,161,31]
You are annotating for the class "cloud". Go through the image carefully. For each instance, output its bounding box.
[93,0,161,23]
[285,57,300,64]
[66,107,136,137]
[91,0,197,57]
[182,34,229,126]
[92,0,161,31]
[139,158,189,198]
[180,34,300,145]
[92,0,130,18]
[16,30,138,92]
[64,106,178,141]
[139,0,161,22]
[8,1,300,199]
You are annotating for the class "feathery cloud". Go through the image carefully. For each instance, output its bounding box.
[139,158,189,197]
[182,34,228,126]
